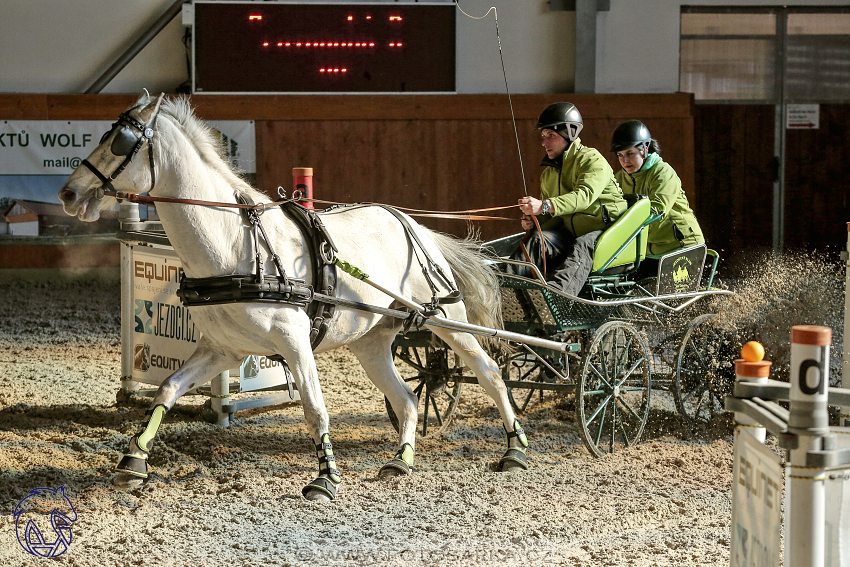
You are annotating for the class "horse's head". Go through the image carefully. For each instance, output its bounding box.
[58,93,164,221]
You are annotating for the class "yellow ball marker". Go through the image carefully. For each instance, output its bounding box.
[740,341,765,363]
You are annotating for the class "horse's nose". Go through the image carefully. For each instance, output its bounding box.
[59,188,77,204]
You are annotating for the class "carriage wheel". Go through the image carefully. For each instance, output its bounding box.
[578,321,651,458]
[674,313,738,426]
[502,349,569,414]
[386,343,463,437]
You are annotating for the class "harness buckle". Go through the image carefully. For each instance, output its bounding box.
[320,241,335,264]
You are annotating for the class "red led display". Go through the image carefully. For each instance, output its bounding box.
[193,2,455,93]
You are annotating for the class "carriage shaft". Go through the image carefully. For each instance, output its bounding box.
[424,316,571,353]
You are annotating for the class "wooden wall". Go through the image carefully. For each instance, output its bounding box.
[693,105,776,270]
[784,104,850,254]
[0,93,695,241]
[695,104,850,272]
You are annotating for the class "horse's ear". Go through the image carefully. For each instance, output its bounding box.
[137,93,165,124]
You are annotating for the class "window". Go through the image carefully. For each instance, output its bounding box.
[680,8,850,103]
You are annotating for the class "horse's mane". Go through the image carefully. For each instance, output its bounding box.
[143,95,263,202]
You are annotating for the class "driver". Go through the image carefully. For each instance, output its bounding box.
[509,102,627,296]
[610,120,704,256]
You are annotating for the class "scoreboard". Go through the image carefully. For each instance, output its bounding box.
[192,2,456,94]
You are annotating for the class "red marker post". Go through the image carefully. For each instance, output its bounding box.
[293,167,313,209]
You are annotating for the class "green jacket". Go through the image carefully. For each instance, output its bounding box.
[538,138,627,237]
[615,153,705,255]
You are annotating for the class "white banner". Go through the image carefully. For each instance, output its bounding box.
[731,428,782,567]
[130,247,200,386]
[0,120,255,175]
[239,355,292,393]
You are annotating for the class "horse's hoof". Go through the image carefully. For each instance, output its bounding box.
[113,473,144,489]
[303,489,332,502]
[301,476,337,501]
[497,448,528,472]
[378,466,405,480]
[378,458,411,479]
[499,460,526,472]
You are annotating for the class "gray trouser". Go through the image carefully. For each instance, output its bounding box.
[507,229,602,296]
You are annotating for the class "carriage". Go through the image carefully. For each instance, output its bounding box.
[59,94,736,500]
[387,195,734,457]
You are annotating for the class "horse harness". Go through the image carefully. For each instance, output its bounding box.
[176,200,462,350]
[84,99,461,350]
[82,105,160,198]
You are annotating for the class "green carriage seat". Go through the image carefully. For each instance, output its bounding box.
[590,196,653,275]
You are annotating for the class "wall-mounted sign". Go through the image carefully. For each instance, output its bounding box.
[786,104,820,130]
[0,120,256,175]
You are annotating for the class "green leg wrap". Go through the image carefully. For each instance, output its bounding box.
[504,418,529,448]
[302,433,341,500]
[498,419,529,471]
[379,443,415,476]
[137,405,167,453]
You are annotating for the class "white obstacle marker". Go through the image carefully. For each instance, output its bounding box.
[727,324,850,567]
[117,202,299,426]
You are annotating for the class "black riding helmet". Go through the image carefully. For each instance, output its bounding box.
[536,102,583,142]
[610,120,651,153]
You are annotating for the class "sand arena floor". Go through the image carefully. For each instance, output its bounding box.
[0,254,843,566]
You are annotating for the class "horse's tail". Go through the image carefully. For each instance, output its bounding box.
[429,231,504,339]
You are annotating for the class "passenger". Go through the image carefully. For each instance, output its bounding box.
[610,120,704,256]
[509,102,627,296]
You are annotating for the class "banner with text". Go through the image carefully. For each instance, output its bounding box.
[0,120,255,176]
[131,246,199,386]
[731,429,782,567]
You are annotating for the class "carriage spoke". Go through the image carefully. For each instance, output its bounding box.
[616,404,633,448]
[587,359,613,391]
[614,333,634,375]
[594,401,609,447]
[584,393,613,428]
[615,394,643,422]
[430,393,444,426]
[609,398,619,453]
[614,357,645,390]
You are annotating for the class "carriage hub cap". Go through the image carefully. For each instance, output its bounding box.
[613,385,620,398]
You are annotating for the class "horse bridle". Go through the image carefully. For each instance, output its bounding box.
[82,108,159,198]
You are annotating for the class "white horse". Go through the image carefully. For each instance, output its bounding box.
[58,94,529,501]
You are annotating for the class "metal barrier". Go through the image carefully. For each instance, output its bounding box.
[117,201,299,426]
[726,325,850,567]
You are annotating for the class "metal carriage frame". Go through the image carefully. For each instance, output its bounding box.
[388,235,736,458]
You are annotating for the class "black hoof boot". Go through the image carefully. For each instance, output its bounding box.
[498,419,529,471]
[114,437,149,487]
[498,447,528,471]
[379,443,414,478]
[302,476,338,501]
[303,434,341,501]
